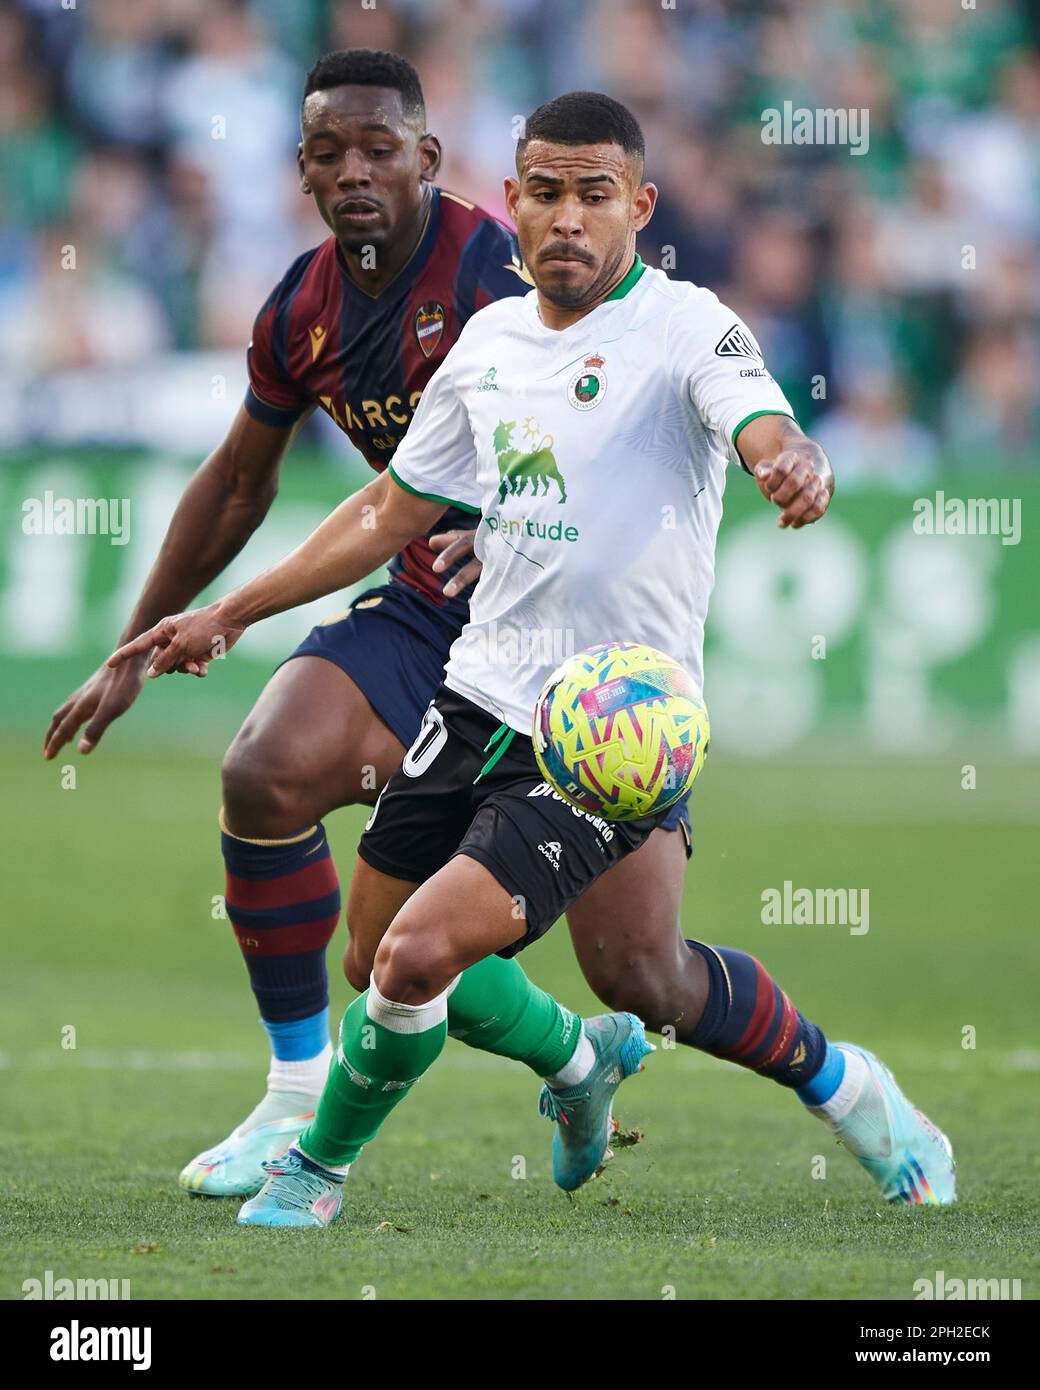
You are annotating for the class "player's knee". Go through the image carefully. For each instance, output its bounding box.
[372,917,459,1005]
[221,728,312,836]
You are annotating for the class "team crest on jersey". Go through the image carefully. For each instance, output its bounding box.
[568,354,606,411]
[414,302,446,358]
[714,323,763,362]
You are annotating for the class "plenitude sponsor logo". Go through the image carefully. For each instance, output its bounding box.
[484,512,580,543]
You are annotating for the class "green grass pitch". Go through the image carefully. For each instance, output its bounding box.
[3,737,1038,1300]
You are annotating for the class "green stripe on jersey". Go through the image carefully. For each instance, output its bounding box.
[732,410,796,471]
[388,463,481,515]
[732,409,796,447]
[605,254,646,302]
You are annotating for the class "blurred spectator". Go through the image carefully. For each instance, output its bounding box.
[940,53,1040,247]
[0,225,169,372]
[0,0,1035,465]
[725,211,832,428]
[161,0,303,346]
[814,373,939,489]
[943,323,1040,469]
[66,0,172,152]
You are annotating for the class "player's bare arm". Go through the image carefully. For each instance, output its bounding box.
[106,473,446,678]
[737,413,834,530]
[42,405,310,760]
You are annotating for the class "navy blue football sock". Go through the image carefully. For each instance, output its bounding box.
[684,939,830,1088]
[221,815,341,1040]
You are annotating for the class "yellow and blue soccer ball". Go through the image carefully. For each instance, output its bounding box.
[532,642,710,821]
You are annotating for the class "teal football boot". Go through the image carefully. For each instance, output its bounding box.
[814,1044,956,1206]
[237,1149,345,1227]
[538,1012,653,1192]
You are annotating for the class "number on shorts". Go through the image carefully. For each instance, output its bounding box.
[402,703,448,778]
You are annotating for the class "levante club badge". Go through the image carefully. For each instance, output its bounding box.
[415,302,446,358]
[569,354,606,410]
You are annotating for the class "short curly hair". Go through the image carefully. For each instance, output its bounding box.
[516,91,644,171]
[303,49,425,123]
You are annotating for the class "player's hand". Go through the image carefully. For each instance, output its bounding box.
[429,527,482,598]
[106,601,246,679]
[754,448,832,529]
[43,656,151,760]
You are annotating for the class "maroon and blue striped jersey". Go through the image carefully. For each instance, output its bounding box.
[244,187,532,606]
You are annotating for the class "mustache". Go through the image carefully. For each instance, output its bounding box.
[538,243,595,265]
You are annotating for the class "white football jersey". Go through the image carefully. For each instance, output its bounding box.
[389,257,794,733]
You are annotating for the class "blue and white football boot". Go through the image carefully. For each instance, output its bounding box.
[538,1012,653,1192]
[811,1043,956,1206]
[237,1148,346,1228]
[179,1094,316,1198]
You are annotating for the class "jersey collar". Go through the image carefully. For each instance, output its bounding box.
[528,252,648,331]
[604,253,646,301]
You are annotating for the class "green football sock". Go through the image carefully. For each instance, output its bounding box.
[299,957,581,1167]
[299,983,448,1168]
[446,954,581,1077]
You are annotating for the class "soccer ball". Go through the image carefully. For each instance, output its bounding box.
[532,642,710,821]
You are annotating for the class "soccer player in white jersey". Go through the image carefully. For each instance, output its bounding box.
[112,92,954,1225]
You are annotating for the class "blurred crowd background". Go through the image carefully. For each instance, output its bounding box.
[2,0,1038,476]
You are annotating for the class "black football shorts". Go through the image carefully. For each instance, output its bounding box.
[357,685,671,955]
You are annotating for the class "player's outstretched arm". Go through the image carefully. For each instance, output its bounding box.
[106,472,448,679]
[43,405,307,760]
[736,414,834,529]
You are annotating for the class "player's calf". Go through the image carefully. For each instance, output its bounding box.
[580,938,709,1038]
[179,813,341,1198]
[182,660,408,1198]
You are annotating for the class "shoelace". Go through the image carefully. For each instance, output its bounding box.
[539,1088,564,1123]
[260,1156,337,1212]
[538,1085,595,1125]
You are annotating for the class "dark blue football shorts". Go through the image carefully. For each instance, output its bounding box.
[284,579,691,853]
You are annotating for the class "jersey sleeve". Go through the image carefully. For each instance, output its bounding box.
[387,354,482,515]
[669,293,795,471]
[243,286,311,428]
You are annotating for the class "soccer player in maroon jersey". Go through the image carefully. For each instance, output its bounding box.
[43,52,694,1196]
